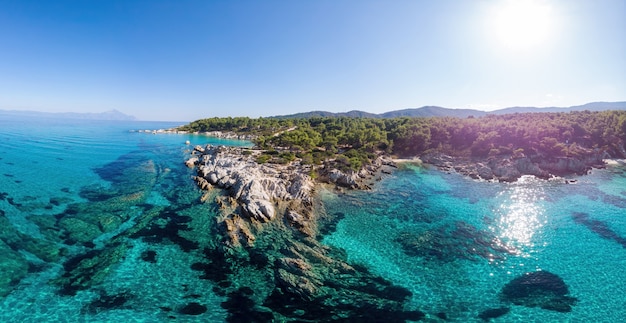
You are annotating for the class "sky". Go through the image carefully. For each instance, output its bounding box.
[0,0,624,121]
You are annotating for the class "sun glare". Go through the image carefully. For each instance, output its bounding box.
[489,0,555,51]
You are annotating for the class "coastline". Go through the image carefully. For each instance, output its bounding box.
[184,144,425,320]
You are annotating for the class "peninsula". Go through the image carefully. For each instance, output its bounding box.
[179,110,626,319]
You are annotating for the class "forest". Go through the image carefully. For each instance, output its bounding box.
[178,111,626,171]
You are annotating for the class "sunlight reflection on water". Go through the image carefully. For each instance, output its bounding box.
[493,176,547,252]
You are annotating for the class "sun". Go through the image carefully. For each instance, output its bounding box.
[489,0,555,51]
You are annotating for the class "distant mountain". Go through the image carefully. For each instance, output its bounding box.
[272,101,626,119]
[0,109,137,121]
[489,101,626,115]
[272,110,380,119]
[379,106,485,118]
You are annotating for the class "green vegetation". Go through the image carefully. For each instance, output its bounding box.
[179,111,626,170]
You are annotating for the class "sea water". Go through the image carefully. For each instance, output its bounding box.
[0,116,250,322]
[1,116,625,322]
[322,163,626,322]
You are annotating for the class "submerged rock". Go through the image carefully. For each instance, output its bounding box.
[478,307,510,321]
[394,221,517,262]
[500,271,577,312]
[0,240,29,297]
[178,302,207,315]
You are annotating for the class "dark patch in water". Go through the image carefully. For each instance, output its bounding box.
[58,249,102,296]
[140,250,157,263]
[4,173,14,177]
[27,263,47,274]
[500,271,577,312]
[56,245,127,296]
[395,221,516,262]
[264,286,425,323]
[6,162,14,166]
[84,291,131,314]
[572,212,626,248]
[478,307,510,321]
[317,211,346,237]
[130,209,198,252]
[14,180,22,184]
[191,247,231,288]
[78,186,116,202]
[222,287,273,322]
[61,187,70,193]
[7,197,22,207]
[247,248,270,269]
[183,294,202,299]
[178,302,207,315]
[436,312,448,320]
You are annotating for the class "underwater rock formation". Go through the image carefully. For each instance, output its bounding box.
[185,145,426,321]
[500,271,578,312]
[0,240,28,297]
[394,221,517,262]
[572,212,626,248]
[477,307,510,321]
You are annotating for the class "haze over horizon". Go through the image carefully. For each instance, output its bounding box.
[1,0,624,121]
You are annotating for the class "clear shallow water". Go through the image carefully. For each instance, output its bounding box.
[1,116,625,322]
[0,116,249,322]
[322,164,626,322]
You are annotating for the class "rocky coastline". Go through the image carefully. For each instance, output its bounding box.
[186,144,396,246]
[420,151,609,182]
[185,144,425,320]
[183,143,614,320]
[133,128,256,141]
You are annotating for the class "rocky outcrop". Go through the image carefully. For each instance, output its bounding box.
[187,145,316,246]
[422,151,608,182]
[319,155,397,189]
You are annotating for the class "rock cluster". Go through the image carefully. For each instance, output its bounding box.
[319,155,397,189]
[187,145,316,246]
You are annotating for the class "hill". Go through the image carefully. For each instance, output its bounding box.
[272,101,626,119]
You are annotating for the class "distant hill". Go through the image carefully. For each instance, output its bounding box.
[489,101,626,115]
[379,106,485,118]
[0,109,137,121]
[272,101,626,119]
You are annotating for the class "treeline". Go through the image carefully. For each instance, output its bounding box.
[179,111,626,171]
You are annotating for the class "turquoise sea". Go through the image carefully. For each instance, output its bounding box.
[1,116,625,322]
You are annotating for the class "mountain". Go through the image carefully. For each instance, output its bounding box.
[272,101,626,119]
[379,106,485,118]
[0,109,137,121]
[490,102,626,115]
[272,110,380,119]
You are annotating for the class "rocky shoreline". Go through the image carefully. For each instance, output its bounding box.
[183,144,615,320]
[420,151,609,182]
[133,128,256,141]
[186,144,397,246]
[185,145,425,320]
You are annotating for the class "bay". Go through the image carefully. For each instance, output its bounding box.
[0,116,624,322]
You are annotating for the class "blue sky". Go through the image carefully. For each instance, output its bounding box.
[0,0,624,121]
